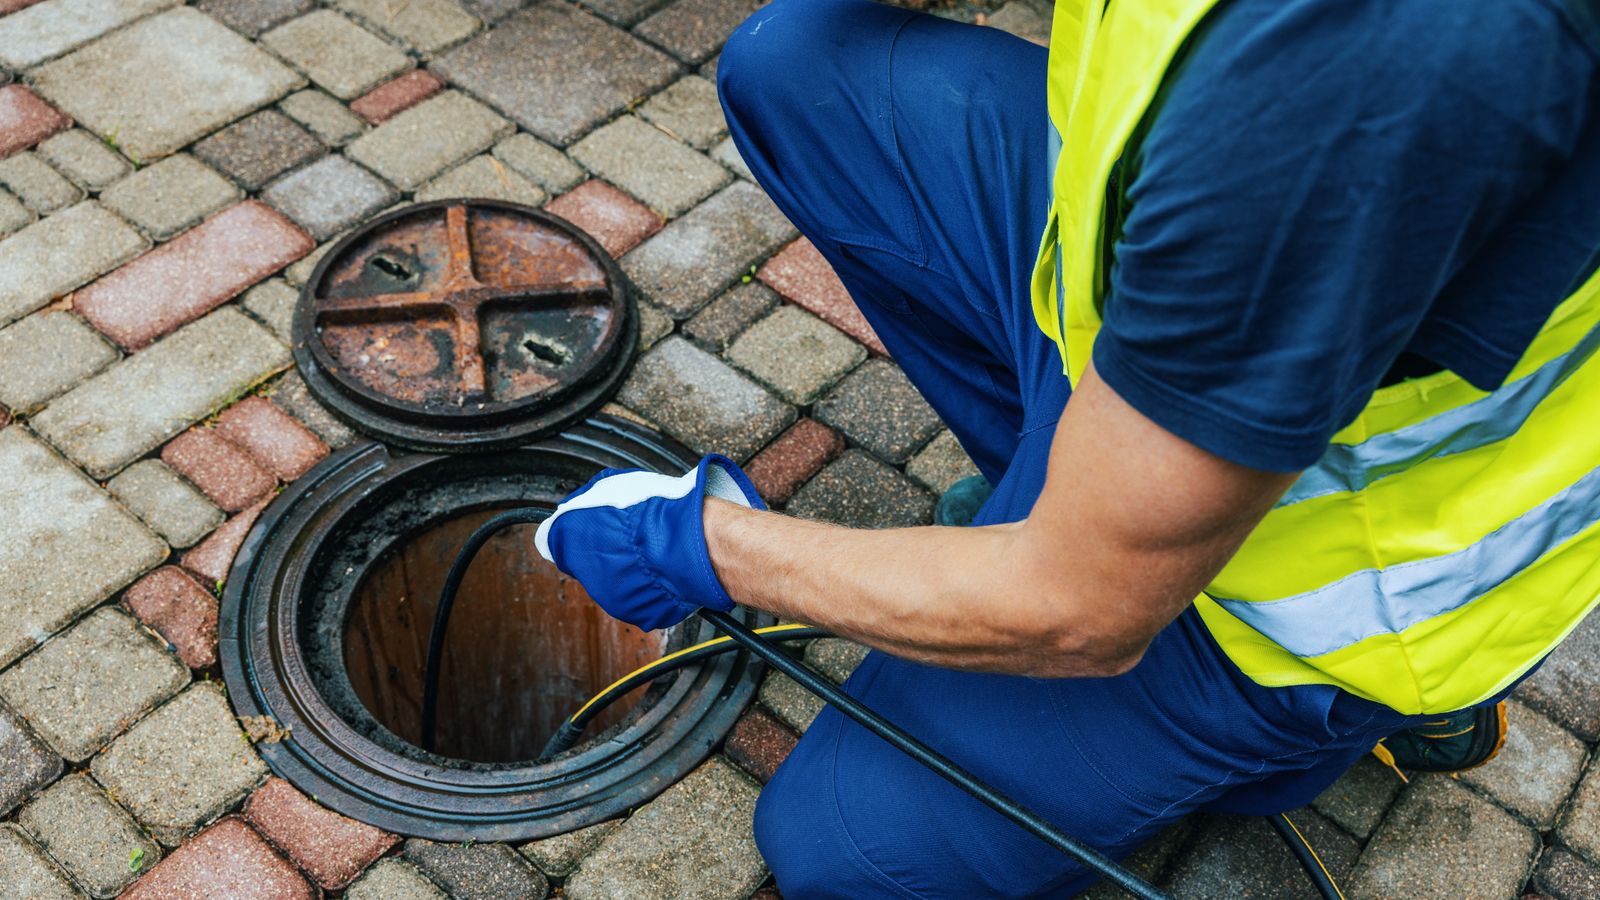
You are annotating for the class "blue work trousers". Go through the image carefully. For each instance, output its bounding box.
[719,4,1420,896]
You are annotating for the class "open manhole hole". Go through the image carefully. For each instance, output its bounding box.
[219,201,769,841]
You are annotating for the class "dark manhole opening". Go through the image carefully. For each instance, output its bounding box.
[342,509,666,764]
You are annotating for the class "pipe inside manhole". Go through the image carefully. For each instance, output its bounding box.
[343,510,665,764]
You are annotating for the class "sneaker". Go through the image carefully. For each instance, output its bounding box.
[934,475,993,527]
[1374,701,1509,775]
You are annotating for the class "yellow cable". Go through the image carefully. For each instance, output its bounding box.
[569,623,818,723]
[1279,813,1347,900]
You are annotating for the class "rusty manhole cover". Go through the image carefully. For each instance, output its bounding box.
[292,199,637,451]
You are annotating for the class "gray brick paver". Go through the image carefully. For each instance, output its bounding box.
[727,304,865,405]
[260,9,411,100]
[414,154,546,206]
[0,427,166,670]
[1459,699,1586,828]
[333,0,480,55]
[0,702,64,820]
[637,74,727,150]
[106,459,226,549]
[1558,753,1600,866]
[346,89,513,189]
[0,189,32,237]
[814,358,944,465]
[192,108,325,192]
[18,773,162,899]
[278,89,367,146]
[0,823,80,900]
[905,429,982,495]
[0,310,119,415]
[99,154,241,241]
[31,307,291,479]
[240,278,298,342]
[519,820,620,879]
[1310,754,1404,841]
[570,115,729,217]
[35,129,131,191]
[0,151,84,215]
[617,335,794,462]
[492,132,586,195]
[787,449,935,528]
[345,858,449,899]
[262,154,397,240]
[0,201,146,328]
[0,0,181,70]
[402,839,551,900]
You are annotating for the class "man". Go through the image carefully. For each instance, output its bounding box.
[536,0,1600,895]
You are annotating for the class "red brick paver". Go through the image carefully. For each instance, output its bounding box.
[122,817,316,900]
[123,566,221,669]
[216,397,329,481]
[350,70,446,124]
[0,85,70,160]
[744,418,845,506]
[546,179,664,258]
[162,428,277,512]
[245,777,399,890]
[75,200,313,351]
[759,238,886,356]
[183,498,270,584]
[724,706,798,784]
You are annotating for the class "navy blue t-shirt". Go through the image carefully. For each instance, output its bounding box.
[1093,0,1600,472]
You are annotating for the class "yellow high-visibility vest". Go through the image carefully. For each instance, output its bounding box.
[1031,0,1600,714]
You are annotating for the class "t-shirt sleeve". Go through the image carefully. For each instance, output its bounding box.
[1091,0,1596,472]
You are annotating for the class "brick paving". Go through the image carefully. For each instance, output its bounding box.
[0,2,1577,897]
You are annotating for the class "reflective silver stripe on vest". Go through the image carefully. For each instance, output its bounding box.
[1212,460,1600,658]
[1280,319,1600,509]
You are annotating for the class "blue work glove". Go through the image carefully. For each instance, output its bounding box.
[534,454,765,631]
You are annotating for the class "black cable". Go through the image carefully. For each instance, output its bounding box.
[1268,812,1346,900]
[420,508,546,753]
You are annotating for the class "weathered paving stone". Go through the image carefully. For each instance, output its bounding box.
[346,89,512,189]
[1348,775,1538,900]
[35,129,130,191]
[215,395,328,481]
[261,9,411,100]
[0,0,180,70]
[723,705,797,784]
[622,181,796,317]
[346,857,449,899]
[520,824,621,882]
[565,757,766,900]
[637,75,726,150]
[0,702,63,818]
[91,684,268,846]
[433,1,679,146]
[636,0,763,65]
[350,69,446,124]
[32,308,290,479]
[743,417,844,505]
[492,132,585,194]
[99,154,241,241]
[334,0,479,54]
[710,136,752,180]
[1458,700,1585,827]
[545,179,662,257]
[243,777,399,891]
[76,200,311,351]
[32,8,303,161]
[121,566,221,669]
[404,839,551,900]
[106,461,224,550]
[283,235,337,286]
[262,154,397,241]
[0,607,188,762]
[729,305,865,405]
[804,637,869,684]
[760,236,885,354]
[617,336,794,461]
[19,773,161,899]
[569,116,728,217]
[0,151,82,214]
[0,188,32,235]
[0,85,72,160]
[1164,811,1356,900]
[578,0,667,27]
[907,429,983,495]
[460,0,523,23]
[0,310,118,415]
[0,428,165,669]
[196,0,312,37]
[181,498,268,585]
[684,282,777,352]
[121,817,312,899]
[162,427,277,513]
[1532,846,1600,900]
[192,109,324,191]
[758,671,824,733]
[270,370,357,448]
[1519,610,1600,741]
[637,300,673,350]
[279,89,366,146]
[1310,754,1403,841]
[0,201,145,328]
[415,153,545,205]
[815,358,943,464]
[241,278,297,341]
[0,823,78,900]
[788,449,936,528]
[987,0,1052,46]
[1558,753,1600,863]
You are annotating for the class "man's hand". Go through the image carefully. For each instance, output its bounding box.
[535,455,766,631]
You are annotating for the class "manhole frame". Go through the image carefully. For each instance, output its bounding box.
[218,416,771,842]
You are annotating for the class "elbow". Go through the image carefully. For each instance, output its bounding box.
[1038,631,1150,678]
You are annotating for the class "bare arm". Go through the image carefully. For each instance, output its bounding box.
[703,362,1299,677]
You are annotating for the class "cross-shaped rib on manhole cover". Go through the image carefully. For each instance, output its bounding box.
[300,201,628,413]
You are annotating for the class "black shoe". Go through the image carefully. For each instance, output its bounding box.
[934,475,992,527]
[1375,701,1508,774]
